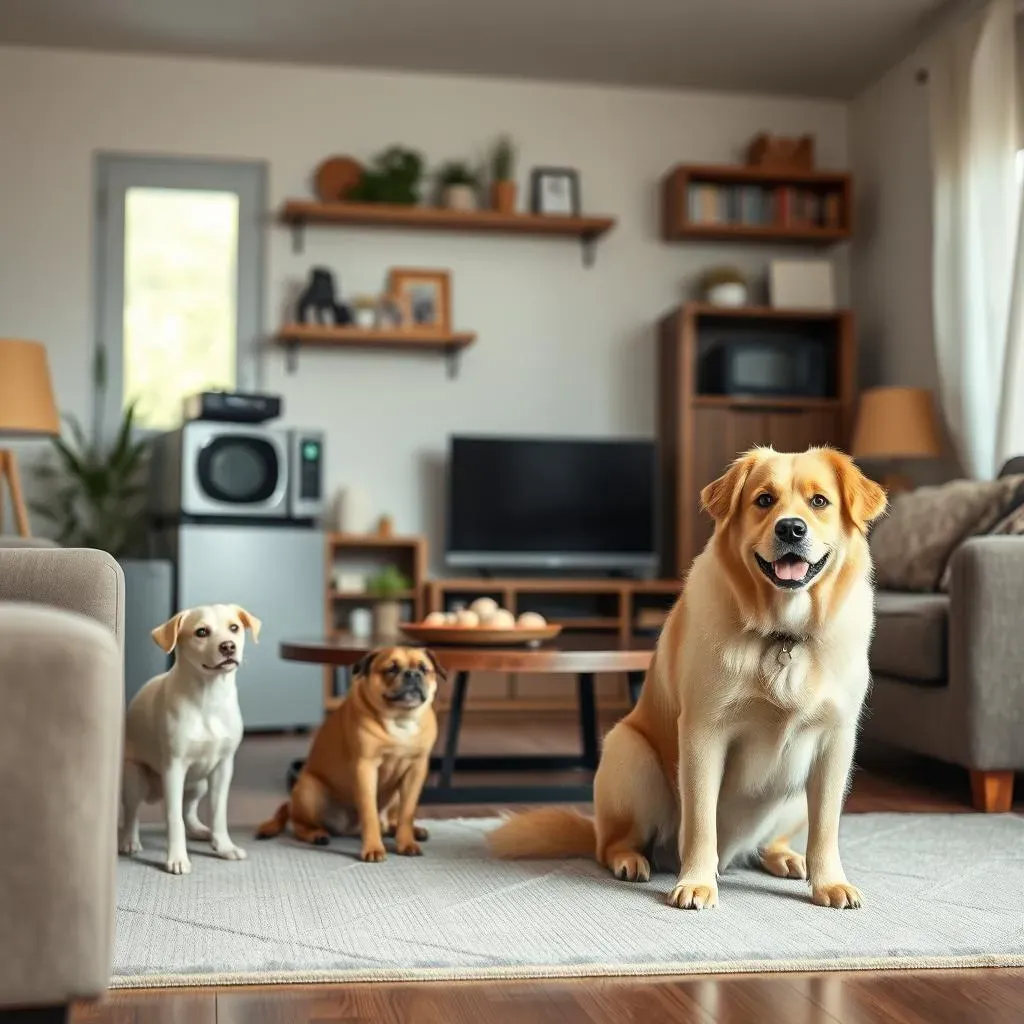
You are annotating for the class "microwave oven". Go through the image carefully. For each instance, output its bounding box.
[148,421,325,522]
[699,336,830,399]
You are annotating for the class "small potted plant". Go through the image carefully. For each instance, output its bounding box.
[436,161,480,211]
[490,135,517,214]
[700,266,749,307]
[366,565,412,637]
[352,294,378,329]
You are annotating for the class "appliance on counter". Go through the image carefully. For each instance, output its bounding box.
[148,410,327,730]
[445,434,658,576]
[697,332,831,399]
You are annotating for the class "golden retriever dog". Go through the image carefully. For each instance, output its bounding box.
[257,646,441,862]
[489,447,887,910]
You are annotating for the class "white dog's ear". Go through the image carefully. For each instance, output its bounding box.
[152,612,187,653]
[701,448,767,523]
[233,606,262,644]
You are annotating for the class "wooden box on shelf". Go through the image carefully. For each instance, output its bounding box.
[661,164,852,244]
[322,532,427,709]
[657,303,856,576]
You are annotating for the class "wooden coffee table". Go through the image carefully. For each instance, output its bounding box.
[280,633,655,804]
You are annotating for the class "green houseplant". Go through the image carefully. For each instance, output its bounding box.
[366,565,412,637]
[436,160,480,211]
[348,145,424,205]
[489,135,517,214]
[30,400,149,557]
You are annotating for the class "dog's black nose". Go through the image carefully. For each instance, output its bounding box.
[775,518,807,544]
[219,640,237,656]
[401,669,423,685]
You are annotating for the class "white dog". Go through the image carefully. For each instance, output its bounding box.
[118,604,261,875]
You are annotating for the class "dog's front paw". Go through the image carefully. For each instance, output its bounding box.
[396,838,423,857]
[667,880,718,910]
[211,837,247,861]
[165,854,192,876]
[812,882,862,909]
[118,835,143,856]
[361,843,387,863]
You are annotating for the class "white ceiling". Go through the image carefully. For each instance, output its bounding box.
[0,0,951,99]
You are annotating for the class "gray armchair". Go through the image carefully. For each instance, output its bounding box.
[0,547,124,1020]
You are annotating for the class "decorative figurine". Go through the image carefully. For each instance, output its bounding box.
[296,267,353,326]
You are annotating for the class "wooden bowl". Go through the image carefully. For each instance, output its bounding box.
[314,156,364,202]
[399,623,563,647]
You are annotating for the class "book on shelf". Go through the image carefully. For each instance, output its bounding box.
[685,182,843,231]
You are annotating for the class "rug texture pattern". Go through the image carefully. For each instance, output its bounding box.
[113,813,1024,987]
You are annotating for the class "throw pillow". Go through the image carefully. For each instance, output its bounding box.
[869,476,1024,593]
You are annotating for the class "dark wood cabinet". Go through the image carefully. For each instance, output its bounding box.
[658,303,855,576]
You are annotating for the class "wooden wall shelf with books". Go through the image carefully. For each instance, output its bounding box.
[657,302,856,575]
[273,324,476,378]
[279,200,617,266]
[661,164,852,244]
[424,577,681,715]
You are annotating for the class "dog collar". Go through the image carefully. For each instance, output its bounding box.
[764,631,805,665]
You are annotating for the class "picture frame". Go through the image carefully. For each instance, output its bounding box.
[387,268,451,331]
[530,167,581,217]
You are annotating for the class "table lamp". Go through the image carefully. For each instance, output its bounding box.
[0,339,60,537]
[850,386,942,495]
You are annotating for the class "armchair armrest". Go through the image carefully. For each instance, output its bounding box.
[0,604,122,1008]
[948,536,1024,769]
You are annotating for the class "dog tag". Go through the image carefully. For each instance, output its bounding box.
[778,642,794,666]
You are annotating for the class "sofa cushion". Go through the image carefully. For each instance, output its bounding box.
[868,476,1024,592]
[871,591,949,685]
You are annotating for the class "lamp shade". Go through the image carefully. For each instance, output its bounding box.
[850,386,942,461]
[0,339,59,437]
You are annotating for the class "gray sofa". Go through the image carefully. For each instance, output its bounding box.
[863,458,1024,812]
[0,546,124,1020]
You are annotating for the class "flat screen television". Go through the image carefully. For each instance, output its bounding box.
[445,435,658,574]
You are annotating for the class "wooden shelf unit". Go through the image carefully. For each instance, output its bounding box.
[661,164,852,244]
[658,303,856,576]
[322,533,427,709]
[424,577,681,715]
[279,200,617,266]
[273,324,476,376]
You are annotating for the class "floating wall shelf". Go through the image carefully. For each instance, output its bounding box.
[273,324,477,378]
[279,200,617,267]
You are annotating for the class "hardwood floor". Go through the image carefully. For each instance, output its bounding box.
[69,719,1022,1024]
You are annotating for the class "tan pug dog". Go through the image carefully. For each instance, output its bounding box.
[120,604,261,875]
[257,646,441,862]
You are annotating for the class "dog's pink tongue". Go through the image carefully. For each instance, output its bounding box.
[774,559,809,581]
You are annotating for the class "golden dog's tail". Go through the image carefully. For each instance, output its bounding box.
[255,802,290,840]
[487,808,596,860]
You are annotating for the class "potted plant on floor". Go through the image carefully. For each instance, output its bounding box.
[367,565,412,637]
[490,135,517,214]
[436,161,480,211]
[31,399,173,702]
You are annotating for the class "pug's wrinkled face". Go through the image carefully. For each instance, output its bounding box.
[151,604,261,677]
[354,646,444,715]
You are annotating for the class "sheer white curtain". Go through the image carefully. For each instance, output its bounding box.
[929,0,1023,478]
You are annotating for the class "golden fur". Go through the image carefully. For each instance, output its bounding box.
[489,447,887,910]
[256,646,442,862]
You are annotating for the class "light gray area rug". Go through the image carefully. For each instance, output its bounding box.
[113,813,1024,988]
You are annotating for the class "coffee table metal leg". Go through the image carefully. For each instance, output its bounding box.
[439,670,469,788]
[628,670,644,707]
[577,672,598,770]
